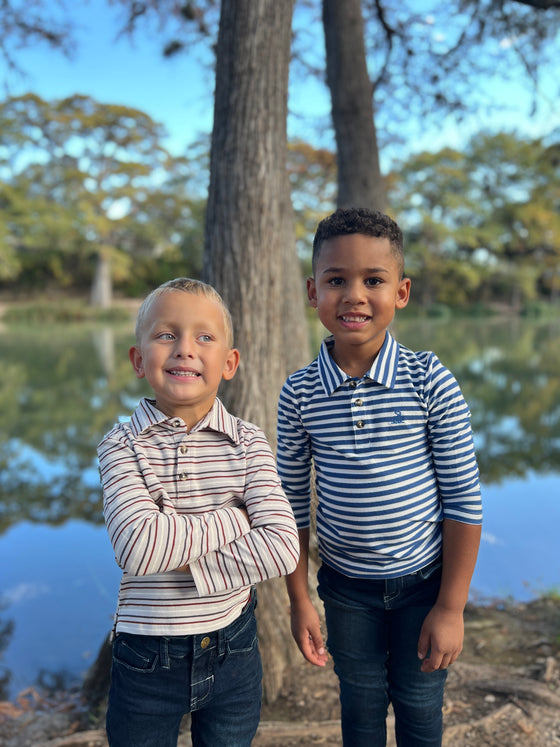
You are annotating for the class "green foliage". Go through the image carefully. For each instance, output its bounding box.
[0,93,204,296]
[3,302,130,324]
[0,94,558,313]
[288,140,337,260]
[426,303,453,319]
[390,130,560,309]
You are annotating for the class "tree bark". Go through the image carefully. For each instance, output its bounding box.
[204,0,308,442]
[203,0,309,702]
[323,0,386,210]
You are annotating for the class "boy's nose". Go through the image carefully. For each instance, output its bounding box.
[174,337,194,357]
[344,281,366,303]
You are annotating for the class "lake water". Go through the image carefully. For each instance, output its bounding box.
[1,315,559,700]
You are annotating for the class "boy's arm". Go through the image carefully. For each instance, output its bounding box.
[275,377,326,664]
[286,527,328,667]
[188,431,300,595]
[417,518,481,672]
[99,436,251,576]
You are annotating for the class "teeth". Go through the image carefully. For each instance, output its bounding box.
[342,316,368,322]
[169,370,199,377]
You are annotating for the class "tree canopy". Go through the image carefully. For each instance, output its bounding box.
[0,97,557,312]
[0,93,205,298]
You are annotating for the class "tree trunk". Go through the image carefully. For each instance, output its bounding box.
[203,0,308,703]
[323,0,386,210]
[204,0,308,441]
[89,251,113,308]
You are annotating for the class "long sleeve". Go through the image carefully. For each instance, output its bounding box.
[276,377,314,528]
[273,338,482,580]
[99,435,252,576]
[425,355,482,525]
[189,429,300,594]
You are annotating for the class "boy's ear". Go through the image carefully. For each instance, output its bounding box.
[307,277,317,308]
[129,345,146,379]
[396,277,411,309]
[222,348,240,381]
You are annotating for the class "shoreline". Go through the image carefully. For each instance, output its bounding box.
[1,597,559,746]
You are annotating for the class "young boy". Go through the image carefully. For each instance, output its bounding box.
[98,277,299,747]
[277,208,482,746]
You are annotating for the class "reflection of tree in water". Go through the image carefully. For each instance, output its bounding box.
[458,320,560,483]
[0,454,103,533]
[394,316,560,484]
[1,318,559,535]
[0,324,150,535]
[36,668,76,696]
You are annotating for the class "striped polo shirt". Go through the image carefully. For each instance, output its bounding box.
[98,397,299,636]
[277,331,482,579]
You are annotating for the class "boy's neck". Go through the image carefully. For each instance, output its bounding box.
[153,396,216,431]
[330,340,383,379]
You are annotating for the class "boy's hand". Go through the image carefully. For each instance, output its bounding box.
[417,604,464,672]
[290,597,328,667]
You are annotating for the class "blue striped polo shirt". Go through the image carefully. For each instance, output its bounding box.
[277,331,482,579]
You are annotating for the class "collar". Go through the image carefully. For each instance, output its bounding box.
[317,331,400,396]
[129,397,240,444]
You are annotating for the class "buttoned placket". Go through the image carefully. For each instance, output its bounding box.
[172,418,190,487]
[348,379,366,434]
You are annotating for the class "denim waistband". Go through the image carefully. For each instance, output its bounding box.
[321,556,442,585]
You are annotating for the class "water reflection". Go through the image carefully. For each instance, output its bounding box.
[391,316,560,483]
[0,316,559,699]
[0,323,149,534]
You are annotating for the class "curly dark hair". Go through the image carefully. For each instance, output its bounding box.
[312,207,405,278]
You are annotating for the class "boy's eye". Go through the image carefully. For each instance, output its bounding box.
[198,334,213,343]
[365,277,382,286]
[157,332,175,340]
[327,277,344,286]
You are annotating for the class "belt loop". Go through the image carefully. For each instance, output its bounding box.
[217,626,226,657]
[160,637,170,670]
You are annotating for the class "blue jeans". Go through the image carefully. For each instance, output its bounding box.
[106,589,262,747]
[317,561,447,747]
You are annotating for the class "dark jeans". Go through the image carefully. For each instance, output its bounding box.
[106,589,262,747]
[318,561,447,747]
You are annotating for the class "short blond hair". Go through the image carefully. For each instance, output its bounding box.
[135,278,234,348]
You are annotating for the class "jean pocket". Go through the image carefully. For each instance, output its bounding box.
[112,634,159,673]
[417,559,442,582]
[225,610,259,657]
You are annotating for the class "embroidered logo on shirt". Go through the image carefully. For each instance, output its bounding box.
[391,409,405,424]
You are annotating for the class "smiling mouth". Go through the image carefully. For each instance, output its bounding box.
[168,369,201,377]
[340,315,369,323]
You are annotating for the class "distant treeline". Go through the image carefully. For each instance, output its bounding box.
[1,94,558,313]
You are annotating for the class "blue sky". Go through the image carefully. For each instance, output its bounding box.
[4,0,332,156]
[3,0,559,168]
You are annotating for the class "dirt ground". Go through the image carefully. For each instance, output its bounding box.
[1,598,559,747]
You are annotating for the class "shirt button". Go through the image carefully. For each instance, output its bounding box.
[172,419,182,428]
[179,472,188,480]
[349,381,357,389]
[180,445,188,454]
[355,399,363,407]
[356,420,365,429]
[200,636,211,649]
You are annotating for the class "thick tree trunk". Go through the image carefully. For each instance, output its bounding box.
[204,0,308,442]
[323,0,386,210]
[203,0,308,703]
